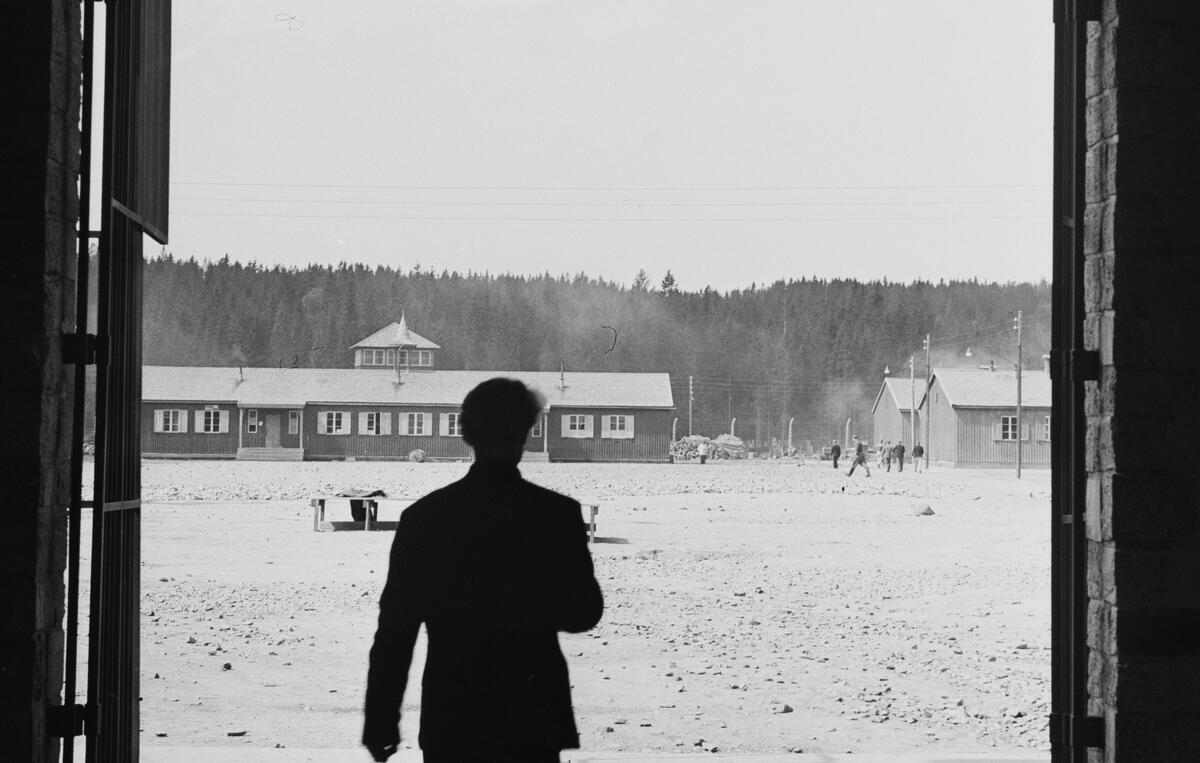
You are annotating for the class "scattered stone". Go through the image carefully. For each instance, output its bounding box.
[227,730,247,737]
[770,703,794,714]
[222,662,232,671]
[912,504,935,516]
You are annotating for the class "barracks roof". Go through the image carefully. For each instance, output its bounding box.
[142,366,675,410]
[350,315,440,350]
[871,377,928,414]
[924,367,1051,409]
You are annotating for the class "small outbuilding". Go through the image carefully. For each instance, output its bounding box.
[871,376,927,450]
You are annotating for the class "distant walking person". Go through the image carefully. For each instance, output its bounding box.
[829,440,841,469]
[883,440,893,472]
[847,439,871,477]
[363,378,604,763]
[912,442,925,473]
[877,440,886,468]
[892,441,906,472]
[697,439,710,465]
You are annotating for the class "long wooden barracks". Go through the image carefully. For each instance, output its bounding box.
[142,316,676,462]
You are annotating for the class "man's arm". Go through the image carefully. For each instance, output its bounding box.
[548,501,604,633]
[363,509,424,749]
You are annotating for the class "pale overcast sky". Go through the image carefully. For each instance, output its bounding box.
[145,1,1051,290]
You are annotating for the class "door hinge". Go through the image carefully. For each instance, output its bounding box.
[62,333,107,366]
[47,703,94,738]
[1050,348,1100,383]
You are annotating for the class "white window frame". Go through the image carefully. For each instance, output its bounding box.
[1000,415,1019,441]
[366,411,381,435]
[321,411,347,435]
[247,409,259,434]
[447,412,462,437]
[562,414,593,439]
[396,350,408,366]
[385,349,395,366]
[416,349,432,366]
[405,412,429,436]
[601,414,635,439]
[203,410,221,433]
[156,409,185,433]
[530,416,542,439]
[1042,414,1051,442]
[288,410,300,435]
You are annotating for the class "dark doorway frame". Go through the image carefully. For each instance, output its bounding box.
[56,2,1098,760]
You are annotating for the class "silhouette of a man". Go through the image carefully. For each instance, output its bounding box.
[363,378,604,763]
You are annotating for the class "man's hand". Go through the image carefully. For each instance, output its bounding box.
[367,744,398,762]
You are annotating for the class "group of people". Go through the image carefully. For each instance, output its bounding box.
[829,438,925,477]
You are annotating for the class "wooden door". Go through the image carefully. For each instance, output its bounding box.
[265,414,282,448]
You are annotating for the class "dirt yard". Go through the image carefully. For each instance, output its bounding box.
[77,459,1051,757]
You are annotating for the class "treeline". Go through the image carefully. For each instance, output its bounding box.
[141,256,1051,445]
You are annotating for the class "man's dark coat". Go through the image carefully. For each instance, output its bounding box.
[363,462,604,753]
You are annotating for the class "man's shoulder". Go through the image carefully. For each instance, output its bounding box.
[400,480,467,521]
[519,478,580,509]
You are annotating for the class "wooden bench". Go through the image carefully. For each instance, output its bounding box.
[312,497,599,542]
[311,497,406,532]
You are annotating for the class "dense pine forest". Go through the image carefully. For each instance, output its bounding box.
[141,255,1051,445]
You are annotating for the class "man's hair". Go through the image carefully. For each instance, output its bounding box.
[460,378,545,447]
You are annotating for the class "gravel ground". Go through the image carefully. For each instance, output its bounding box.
[75,459,1051,756]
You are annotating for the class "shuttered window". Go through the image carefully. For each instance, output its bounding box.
[247,409,259,433]
[562,414,593,438]
[199,409,229,433]
[439,412,462,437]
[319,411,349,435]
[404,412,429,436]
[600,414,635,439]
[153,409,186,433]
[289,410,300,435]
[358,411,392,436]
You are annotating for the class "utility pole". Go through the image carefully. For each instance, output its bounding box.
[923,333,931,468]
[1015,310,1023,479]
[909,354,916,449]
[727,378,732,433]
[688,375,694,436]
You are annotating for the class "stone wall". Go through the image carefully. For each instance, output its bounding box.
[1085,1,1200,759]
[0,1,80,760]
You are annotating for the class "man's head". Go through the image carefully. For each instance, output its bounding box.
[460,378,545,463]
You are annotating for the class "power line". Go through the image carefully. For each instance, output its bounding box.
[168,181,1053,192]
[166,211,1051,223]
[154,196,1052,209]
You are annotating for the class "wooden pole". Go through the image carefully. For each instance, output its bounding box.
[1016,310,1024,479]
[924,333,931,468]
[909,355,916,449]
[688,375,693,436]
